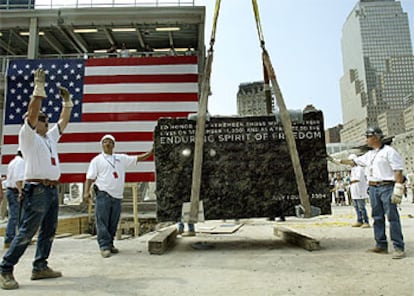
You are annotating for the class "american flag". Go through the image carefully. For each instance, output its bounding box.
[1,56,199,183]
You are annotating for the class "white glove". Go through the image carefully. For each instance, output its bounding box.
[33,69,46,98]
[391,183,404,204]
[326,155,341,165]
[58,86,73,108]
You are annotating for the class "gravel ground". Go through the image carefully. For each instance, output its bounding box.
[2,198,414,296]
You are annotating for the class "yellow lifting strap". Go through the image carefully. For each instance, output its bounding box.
[188,0,222,223]
[251,0,312,217]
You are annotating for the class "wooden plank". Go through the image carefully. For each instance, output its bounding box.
[263,51,311,217]
[189,48,214,223]
[55,233,73,239]
[132,184,139,237]
[274,226,320,251]
[148,227,177,255]
[124,183,140,237]
[73,234,92,239]
[197,223,243,234]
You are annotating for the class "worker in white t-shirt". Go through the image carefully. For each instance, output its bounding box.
[84,135,153,258]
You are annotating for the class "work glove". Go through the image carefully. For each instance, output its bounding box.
[391,183,405,204]
[58,86,73,108]
[32,68,46,98]
[326,155,341,165]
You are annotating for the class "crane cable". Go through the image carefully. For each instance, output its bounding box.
[251,0,312,217]
[251,0,265,47]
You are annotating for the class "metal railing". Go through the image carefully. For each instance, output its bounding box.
[0,0,195,10]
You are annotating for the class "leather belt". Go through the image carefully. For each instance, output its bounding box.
[26,179,59,187]
[368,181,395,187]
[7,187,18,193]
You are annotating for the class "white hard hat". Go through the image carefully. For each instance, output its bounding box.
[100,134,116,145]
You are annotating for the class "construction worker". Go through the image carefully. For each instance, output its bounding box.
[83,135,153,258]
[3,150,25,249]
[347,154,369,228]
[328,127,405,259]
[0,69,74,290]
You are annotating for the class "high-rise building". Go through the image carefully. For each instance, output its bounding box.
[325,124,343,144]
[237,81,273,116]
[339,0,414,143]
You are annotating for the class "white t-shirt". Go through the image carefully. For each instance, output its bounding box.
[86,153,138,199]
[350,166,368,199]
[5,155,25,188]
[19,120,61,180]
[354,145,404,182]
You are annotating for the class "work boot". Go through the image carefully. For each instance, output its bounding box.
[0,272,19,290]
[367,247,388,254]
[110,246,119,254]
[352,222,363,227]
[31,267,62,280]
[392,249,405,259]
[182,231,196,237]
[100,249,111,258]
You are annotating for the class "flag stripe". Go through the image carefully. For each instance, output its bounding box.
[84,74,198,84]
[3,121,158,135]
[82,102,198,113]
[1,56,199,183]
[3,131,154,145]
[61,172,155,183]
[83,93,198,103]
[85,56,197,66]
[81,112,192,122]
[1,157,155,172]
[59,162,155,173]
[83,82,198,94]
[58,153,155,163]
[2,141,154,155]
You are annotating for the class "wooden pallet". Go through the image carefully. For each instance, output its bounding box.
[0,215,89,237]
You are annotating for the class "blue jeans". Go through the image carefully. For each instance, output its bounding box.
[353,199,369,224]
[0,183,59,273]
[369,184,404,251]
[95,190,121,251]
[5,189,20,244]
[178,222,195,232]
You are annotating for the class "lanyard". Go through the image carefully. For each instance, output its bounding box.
[42,136,52,155]
[103,154,116,169]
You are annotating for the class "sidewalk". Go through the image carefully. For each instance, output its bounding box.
[1,199,414,295]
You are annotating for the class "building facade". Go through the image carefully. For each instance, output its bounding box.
[339,0,414,143]
[237,81,273,116]
[404,104,414,132]
[325,124,343,144]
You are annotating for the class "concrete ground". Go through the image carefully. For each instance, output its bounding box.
[2,198,414,296]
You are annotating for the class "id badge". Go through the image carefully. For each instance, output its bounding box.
[369,167,373,177]
[51,157,56,166]
[113,171,118,179]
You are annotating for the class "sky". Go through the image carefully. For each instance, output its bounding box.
[194,0,414,129]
